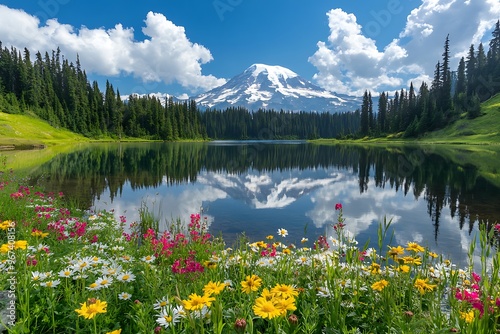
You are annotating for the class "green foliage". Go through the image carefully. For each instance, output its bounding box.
[201,107,360,140]
[365,21,500,140]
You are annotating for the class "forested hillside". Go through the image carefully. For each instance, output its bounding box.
[358,21,500,138]
[0,44,206,140]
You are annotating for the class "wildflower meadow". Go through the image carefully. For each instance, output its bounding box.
[0,166,499,333]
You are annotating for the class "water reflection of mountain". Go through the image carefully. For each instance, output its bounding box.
[30,142,500,239]
[197,171,341,209]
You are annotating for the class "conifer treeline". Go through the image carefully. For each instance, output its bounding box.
[0,42,359,140]
[200,107,360,139]
[0,43,207,140]
[359,21,500,138]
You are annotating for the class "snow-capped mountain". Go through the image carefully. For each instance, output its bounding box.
[193,64,360,113]
[197,170,343,210]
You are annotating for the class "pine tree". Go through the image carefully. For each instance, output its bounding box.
[431,61,441,92]
[466,44,477,96]
[360,90,370,136]
[490,20,500,60]
[377,92,388,133]
[440,34,452,112]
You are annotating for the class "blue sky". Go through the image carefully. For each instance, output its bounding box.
[0,0,499,97]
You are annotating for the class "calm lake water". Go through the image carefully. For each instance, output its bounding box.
[25,141,500,269]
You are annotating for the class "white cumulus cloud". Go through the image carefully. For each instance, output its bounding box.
[309,0,500,96]
[0,5,226,92]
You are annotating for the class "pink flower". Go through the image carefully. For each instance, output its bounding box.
[27,256,38,266]
[10,192,24,199]
[472,272,481,283]
[314,235,330,250]
[335,203,343,210]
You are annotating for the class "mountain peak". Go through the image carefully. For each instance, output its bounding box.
[245,64,299,80]
[194,64,360,112]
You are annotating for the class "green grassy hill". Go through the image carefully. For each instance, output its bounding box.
[421,93,500,144]
[0,111,88,148]
[0,112,91,172]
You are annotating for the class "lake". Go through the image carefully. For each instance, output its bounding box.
[21,141,500,269]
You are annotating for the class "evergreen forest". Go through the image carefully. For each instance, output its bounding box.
[359,21,500,138]
[0,20,499,140]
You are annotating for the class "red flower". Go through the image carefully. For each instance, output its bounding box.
[335,203,342,210]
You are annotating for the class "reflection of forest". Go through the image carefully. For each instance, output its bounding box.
[30,142,500,239]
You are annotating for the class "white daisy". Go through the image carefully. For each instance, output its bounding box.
[156,306,181,328]
[101,263,122,276]
[72,256,93,272]
[120,255,134,263]
[191,305,211,320]
[118,292,132,300]
[142,255,156,263]
[316,286,332,298]
[87,282,101,291]
[96,276,113,288]
[277,228,288,237]
[40,279,60,288]
[58,268,74,278]
[31,271,43,282]
[153,296,170,310]
[296,256,311,266]
[73,273,88,280]
[116,271,136,282]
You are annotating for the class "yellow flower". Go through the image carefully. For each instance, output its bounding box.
[402,256,422,266]
[203,260,217,269]
[31,229,49,238]
[387,245,405,259]
[241,275,263,294]
[406,242,425,253]
[270,284,299,298]
[1,241,28,252]
[414,278,436,295]
[203,281,226,296]
[428,251,438,258]
[369,262,381,275]
[282,248,291,255]
[275,296,296,315]
[260,288,274,300]
[397,265,410,273]
[0,220,14,230]
[182,293,215,311]
[253,296,281,319]
[106,330,122,334]
[14,240,28,250]
[0,244,10,254]
[266,235,274,240]
[371,279,389,292]
[75,299,107,319]
[256,241,267,248]
[460,310,474,323]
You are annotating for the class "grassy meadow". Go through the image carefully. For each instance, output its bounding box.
[0,164,499,333]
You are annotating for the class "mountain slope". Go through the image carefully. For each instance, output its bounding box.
[194,64,360,113]
[421,93,500,144]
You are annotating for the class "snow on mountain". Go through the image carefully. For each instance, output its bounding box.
[197,170,343,210]
[193,64,361,113]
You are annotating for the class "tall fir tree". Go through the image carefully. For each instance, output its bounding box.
[360,90,370,136]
